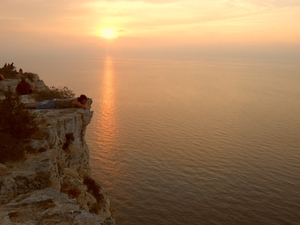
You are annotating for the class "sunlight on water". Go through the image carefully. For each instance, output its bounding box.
[97,56,117,148]
[93,56,120,176]
[14,55,299,225]
[83,57,300,225]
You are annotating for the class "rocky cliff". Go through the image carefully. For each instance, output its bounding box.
[0,75,115,224]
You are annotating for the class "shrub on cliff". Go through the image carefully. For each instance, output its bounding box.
[0,87,38,139]
[0,133,28,163]
[0,65,18,78]
[32,86,75,102]
[0,87,39,162]
[0,64,37,81]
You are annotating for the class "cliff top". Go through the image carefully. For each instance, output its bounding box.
[0,67,115,225]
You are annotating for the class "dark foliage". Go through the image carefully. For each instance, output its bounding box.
[0,87,38,139]
[0,64,37,81]
[0,87,39,162]
[0,132,27,163]
[0,65,18,78]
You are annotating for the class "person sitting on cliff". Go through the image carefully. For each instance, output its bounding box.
[16,76,33,95]
[24,94,88,109]
[10,62,15,71]
[0,74,4,81]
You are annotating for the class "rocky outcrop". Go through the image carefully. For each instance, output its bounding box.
[0,75,115,224]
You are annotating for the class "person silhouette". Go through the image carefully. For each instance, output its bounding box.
[24,94,88,109]
[16,76,32,95]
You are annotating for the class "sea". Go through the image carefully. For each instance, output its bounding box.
[9,56,300,224]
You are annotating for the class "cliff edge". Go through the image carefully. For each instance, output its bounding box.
[0,75,115,225]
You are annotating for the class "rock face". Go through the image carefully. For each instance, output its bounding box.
[0,75,115,224]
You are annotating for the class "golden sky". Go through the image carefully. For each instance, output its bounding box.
[1,0,300,58]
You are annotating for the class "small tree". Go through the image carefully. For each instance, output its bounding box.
[0,87,38,138]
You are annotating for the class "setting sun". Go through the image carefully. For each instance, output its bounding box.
[100,28,117,39]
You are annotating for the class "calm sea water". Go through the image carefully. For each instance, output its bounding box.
[22,57,300,224]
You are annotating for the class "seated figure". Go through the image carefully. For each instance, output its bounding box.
[16,76,32,95]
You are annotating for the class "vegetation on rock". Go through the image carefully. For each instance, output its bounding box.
[32,86,75,102]
[0,64,75,163]
[0,133,29,163]
[0,65,18,78]
[0,87,38,139]
[0,65,36,82]
[0,88,39,162]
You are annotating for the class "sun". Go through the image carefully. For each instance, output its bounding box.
[100,28,117,39]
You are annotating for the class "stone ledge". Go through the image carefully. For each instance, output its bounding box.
[0,73,115,225]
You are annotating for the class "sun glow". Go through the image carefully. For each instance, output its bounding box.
[100,28,117,39]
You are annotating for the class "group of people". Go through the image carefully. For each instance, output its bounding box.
[16,76,88,109]
[3,62,16,71]
[0,64,31,95]
[1,62,88,110]
[0,65,31,93]
[18,77,88,110]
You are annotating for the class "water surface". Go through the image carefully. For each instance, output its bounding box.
[24,57,300,224]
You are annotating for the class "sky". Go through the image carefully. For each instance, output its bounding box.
[1,0,300,61]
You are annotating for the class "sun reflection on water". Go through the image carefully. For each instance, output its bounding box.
[97,56,117,153]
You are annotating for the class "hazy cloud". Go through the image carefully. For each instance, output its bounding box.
[0,0,299,55]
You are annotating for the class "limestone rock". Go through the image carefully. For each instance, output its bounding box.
[0,74,115,224]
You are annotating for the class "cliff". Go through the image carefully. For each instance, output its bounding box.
[0,75,115,224]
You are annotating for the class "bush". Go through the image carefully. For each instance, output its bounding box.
[0,132,28,163]
[0,87,38,139]
[32,86,75,102]
[0,87,38,162]
[0,64,38,81]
